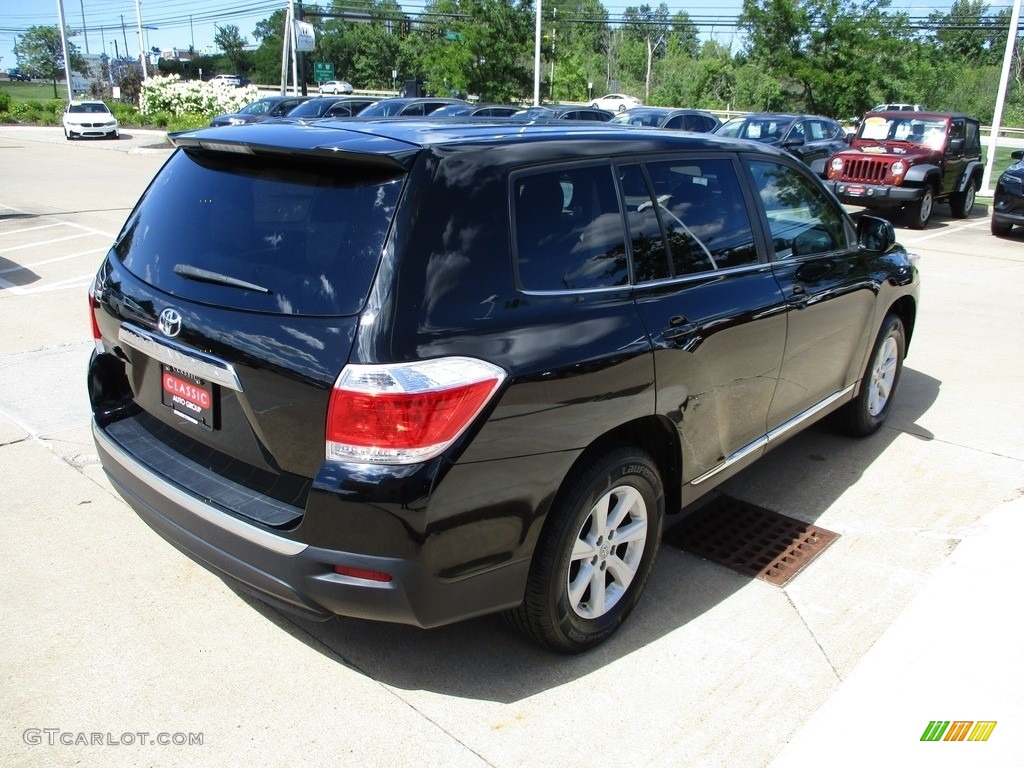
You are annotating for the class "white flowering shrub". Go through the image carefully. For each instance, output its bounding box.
[140,74,259,118]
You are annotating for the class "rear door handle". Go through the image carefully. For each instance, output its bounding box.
[664,315,698,340]
[788,284,809,310]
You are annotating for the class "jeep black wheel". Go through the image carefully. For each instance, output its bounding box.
[505,446,664,653]
[835,313,905,437]
[905,188,934,229]
[991,217,1013,237]
[950,181,976,218]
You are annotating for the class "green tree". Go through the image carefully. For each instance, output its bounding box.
[739,0,911,118]
[419,0,534,101]
[545,0,611,101]
[15,25,88,98]
[927,0,1003,66]
[251,10,289,84]
[623,4,671,101]
[214,24,251,76]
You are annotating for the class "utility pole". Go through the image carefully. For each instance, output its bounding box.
[56,0,73,101]
[78,0,89,54]
[297,0,307,96]
[121,15,129,62]
[135,0,148,81]
[533,0,541,105]
[549,8,556,101]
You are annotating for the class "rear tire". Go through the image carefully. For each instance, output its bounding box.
[835,313,905,437]
[505,446,664,653]
[950,181,976,218]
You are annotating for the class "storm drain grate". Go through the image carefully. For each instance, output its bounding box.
[663,496,839,586]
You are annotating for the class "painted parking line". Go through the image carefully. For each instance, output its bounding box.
[0,222,66,237]
[0,205,114,296]
[0,272,94,295]
[901,218,990,245]
[0,247,109,275]
[0,232,96,255]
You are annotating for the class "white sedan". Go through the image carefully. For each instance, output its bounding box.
[590,93,642,112]
[62,100,119,140]
[319,80,353,95]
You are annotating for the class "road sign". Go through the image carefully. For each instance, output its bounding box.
[313,62,334,82]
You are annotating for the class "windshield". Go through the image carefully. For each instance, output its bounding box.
[718,117,792,142]
[358,101,408,117]
[610,112,662,127]
[858,116,948,149]
[287,100,333,118]
[69,103,110,114]
[240,100,274,116]
[116,150,405,316]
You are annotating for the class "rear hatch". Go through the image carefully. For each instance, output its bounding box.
[91,131,410,527]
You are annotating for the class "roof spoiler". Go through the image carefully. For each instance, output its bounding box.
[168,131,417,173]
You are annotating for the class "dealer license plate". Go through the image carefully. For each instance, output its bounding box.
[161,365,215,428]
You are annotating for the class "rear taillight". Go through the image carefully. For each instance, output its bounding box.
[326,357,506,465]
[88,279,103,353]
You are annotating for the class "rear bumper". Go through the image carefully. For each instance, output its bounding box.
[824,180,925,207]
[93,420,529,628]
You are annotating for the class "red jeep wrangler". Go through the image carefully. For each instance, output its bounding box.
[820,111,983,229]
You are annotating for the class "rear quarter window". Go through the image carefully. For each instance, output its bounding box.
[115,150,403,315]
[512,165,628,292]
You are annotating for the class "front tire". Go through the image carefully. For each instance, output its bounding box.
[950,181,976,218]
[991,217,1013,237]
[835,313,905,437]
[506,447,664,653]
[905,187,934,229]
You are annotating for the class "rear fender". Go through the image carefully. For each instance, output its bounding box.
[958,160,983,192]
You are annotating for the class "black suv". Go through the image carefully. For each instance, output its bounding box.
[89,120,919,653]
[991,149,1024,236]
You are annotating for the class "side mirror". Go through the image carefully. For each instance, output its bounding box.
[948,138,965,153]
[783,137,805,148]
[857,215,896,252]
[1011,149,1024,161]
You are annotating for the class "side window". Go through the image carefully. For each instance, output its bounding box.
[513,165,628,291]
[619,165,671,282]
[664,116,683,130]
[965,121,980,154]
[948,119,966,153]
[748,160,848,260]
[644,158,759,273]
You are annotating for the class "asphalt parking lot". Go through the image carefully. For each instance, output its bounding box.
[1,126,1022,767]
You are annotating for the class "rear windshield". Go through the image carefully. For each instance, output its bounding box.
[115,149,404,316]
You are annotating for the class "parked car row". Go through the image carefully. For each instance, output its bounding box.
[198,93,1016,238]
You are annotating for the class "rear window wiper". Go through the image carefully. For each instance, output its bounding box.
[174,264,272,294]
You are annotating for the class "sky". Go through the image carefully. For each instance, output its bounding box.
[0,0,1016,75]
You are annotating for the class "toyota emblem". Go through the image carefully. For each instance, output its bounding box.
[158,307,183,338]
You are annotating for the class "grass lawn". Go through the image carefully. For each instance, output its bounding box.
[0,80,70,102]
